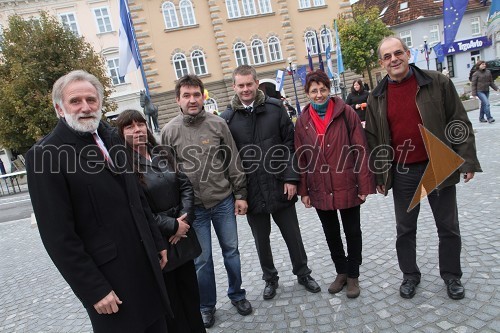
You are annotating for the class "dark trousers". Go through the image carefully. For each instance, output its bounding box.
[144,317,168,333]
[247,204,311,282]
[316,206,362,278]
[393,163,462,281]
[164,260,206,333]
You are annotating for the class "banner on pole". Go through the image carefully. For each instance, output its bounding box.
[119,0,140,78]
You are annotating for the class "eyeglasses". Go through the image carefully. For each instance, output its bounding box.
[309,88,329,95]
[380,50,406,61]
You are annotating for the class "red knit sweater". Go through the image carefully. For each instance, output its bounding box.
[387,75,428,164]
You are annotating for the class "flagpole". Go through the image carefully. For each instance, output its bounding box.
[122,0,150,97]
[288,59,302,116]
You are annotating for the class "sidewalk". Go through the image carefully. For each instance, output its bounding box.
[0,105,499,333]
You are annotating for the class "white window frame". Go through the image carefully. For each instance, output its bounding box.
[471,17,481,36]
[107,58,125,85]
[234,42,250,66]
[226,0,242,19]
[173,53,189,79]
[162,2,180,29]
[268,36,283,62]
[93,7,113,33]
[313,0,325,6]
[179,0,196,26]
[305,31,318,55]
[59,12,80,36]
[299,0,311,9]
[191,50,208,75]
[251,39,267,64]
[320,28,332,53]
[258,0,272,14]
[429,24,440,44]
[399,2,408,11]
[399,30,413,48]
[242,0,257,16]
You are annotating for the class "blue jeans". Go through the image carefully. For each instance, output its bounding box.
[477,91,492,120]
[193,195,246,312]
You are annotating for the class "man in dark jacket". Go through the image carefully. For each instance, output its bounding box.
[221,65,320,300]
[365,37,482,301]
[26,70,170,333]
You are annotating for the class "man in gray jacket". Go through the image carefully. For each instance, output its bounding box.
[161,74,251,328]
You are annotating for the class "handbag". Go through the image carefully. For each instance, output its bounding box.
[157,208,202,272]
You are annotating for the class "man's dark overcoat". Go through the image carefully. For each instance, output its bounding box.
[26,120,170,333]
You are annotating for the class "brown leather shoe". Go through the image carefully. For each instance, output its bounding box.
[346,277,360,298]
[328,274,347,294]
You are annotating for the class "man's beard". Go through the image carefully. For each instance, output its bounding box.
[63,109,101,133]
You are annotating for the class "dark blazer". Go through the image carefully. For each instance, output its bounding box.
[221,90,300,214]
[26,119,170,333]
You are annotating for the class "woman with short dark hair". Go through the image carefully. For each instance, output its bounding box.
[345,79,369,124]
[295,70,375,298]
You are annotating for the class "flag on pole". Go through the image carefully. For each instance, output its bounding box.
[410,48,419,63]
[307,47,314,72]
[275,70,285,92]
[334,20,344,74]
[325,43,334,79]
[315,31,325,72]
[486,0,499,38]
[433,43,445,63]
[297,65,308,86]
[443,0,469,47]
[119,0,140,78]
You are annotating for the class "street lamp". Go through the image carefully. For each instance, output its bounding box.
[287,57,302,116]
[421,36,430,70]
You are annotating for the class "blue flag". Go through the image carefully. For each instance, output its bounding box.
[433,43,445,63]
[275,70,285,92]
[307,47,314,72]
[296,65,308,86]
[443,0,469,47]
[486,0,499,37]
[334,20,344,74]
[119,0,140,78]
[325,44,334,78]
[410,48,419,63]
[315,31,324,72]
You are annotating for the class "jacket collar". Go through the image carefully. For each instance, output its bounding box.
[182,108,206,126]
[230,89,266,112]
[372,64,433,97]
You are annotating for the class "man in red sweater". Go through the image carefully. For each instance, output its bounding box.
[365,37,482,300]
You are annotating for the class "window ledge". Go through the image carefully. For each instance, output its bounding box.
[164,24,199,33]
[298,5,327,12]
[96,30,116,37]
[227,12,275,22]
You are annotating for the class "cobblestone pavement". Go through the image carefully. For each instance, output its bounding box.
[1,105,499,333]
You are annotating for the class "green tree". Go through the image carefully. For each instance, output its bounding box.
[337,5,393,89]
[0,12,115,153]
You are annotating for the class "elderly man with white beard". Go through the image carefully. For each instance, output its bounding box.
[26,70,172,333]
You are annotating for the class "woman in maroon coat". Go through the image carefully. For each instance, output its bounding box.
[295,70,375,298]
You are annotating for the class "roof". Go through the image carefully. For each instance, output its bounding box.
[353,0,488,27]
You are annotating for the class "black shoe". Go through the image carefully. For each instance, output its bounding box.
[399,279,419,299]
[201,308,215,328]
[445,279,465,300]
[231,298,252,316]
[488,118,495,123]
[480,118,488,123]
[298,275,321,293]
[263,280,279,300]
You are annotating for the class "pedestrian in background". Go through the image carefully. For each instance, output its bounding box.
[221,65,321,301]
[471,60,498,123]
[162,74,251,329]
[116,109,206,333]
[26,70,171,332]
[345,79,369,125]
[365,37,482,300]
[295,70,375,298]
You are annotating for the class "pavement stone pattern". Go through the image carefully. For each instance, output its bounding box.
[1,105,499,333]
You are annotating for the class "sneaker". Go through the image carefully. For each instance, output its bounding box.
[488,118,495,123]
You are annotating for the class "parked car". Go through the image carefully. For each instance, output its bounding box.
[469,59,500,81]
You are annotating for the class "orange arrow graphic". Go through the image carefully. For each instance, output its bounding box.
[407,125,465,212]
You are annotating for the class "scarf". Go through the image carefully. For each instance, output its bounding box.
[309,99,335,148]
